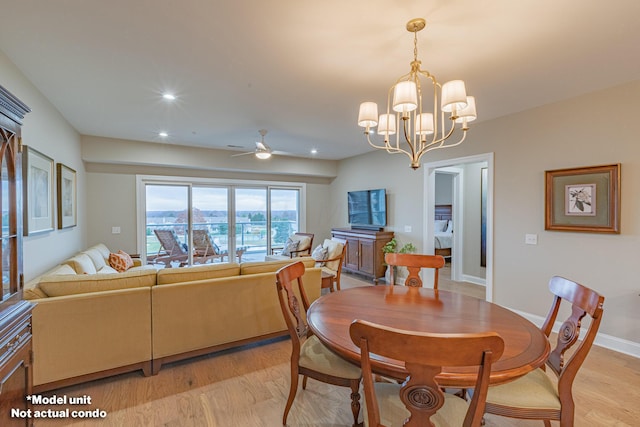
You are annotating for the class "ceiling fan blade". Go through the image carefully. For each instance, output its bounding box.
[230,151,255,157]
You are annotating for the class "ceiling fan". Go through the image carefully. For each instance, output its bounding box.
[231,129,287,159]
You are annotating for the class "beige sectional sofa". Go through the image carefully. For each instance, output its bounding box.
[24,244,321,392]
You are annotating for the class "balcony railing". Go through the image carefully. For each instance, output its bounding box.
[145,220,298,264]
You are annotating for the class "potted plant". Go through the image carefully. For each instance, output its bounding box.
[382,238,416,284]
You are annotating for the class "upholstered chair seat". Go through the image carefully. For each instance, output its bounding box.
[366,382,468,427]
[299,335,361,380]
[486,368,561,412]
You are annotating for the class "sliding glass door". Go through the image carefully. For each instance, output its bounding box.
[140,178,304,266]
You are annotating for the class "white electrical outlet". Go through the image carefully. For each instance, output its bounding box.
[112,226,121,234]
[525,234,538,245]
[404,225,412,232]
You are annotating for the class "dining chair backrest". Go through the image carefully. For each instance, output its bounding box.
[350,319,504,427]
[275,261,312,345]
[542,276,605,384]
[385,253,445,288]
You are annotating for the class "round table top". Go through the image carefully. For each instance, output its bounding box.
[307,285,550,387]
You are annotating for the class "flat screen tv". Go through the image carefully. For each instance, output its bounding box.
[348,189,387,229]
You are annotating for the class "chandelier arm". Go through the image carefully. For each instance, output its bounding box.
[424,118,457,150]
[420,130,467,156]
[365,132,411,156]
[401,117,418,159]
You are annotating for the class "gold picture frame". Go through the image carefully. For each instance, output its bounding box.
[23,146,55,235]
[56,163,77,229]
[545,164,620,233]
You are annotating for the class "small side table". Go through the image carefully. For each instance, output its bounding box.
[321,270,336,292]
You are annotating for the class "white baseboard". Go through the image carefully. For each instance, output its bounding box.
[461,274,486,287]
[510,308,640,359]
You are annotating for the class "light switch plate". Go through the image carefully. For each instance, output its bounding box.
[112,226,121,234]
[525,234,538,245]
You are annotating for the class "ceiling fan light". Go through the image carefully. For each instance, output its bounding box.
[255,151,272,160]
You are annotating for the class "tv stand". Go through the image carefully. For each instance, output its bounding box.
[331,228,394,284]
[350,225,383,231]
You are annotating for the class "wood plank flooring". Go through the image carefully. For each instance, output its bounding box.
[33,273,639,426]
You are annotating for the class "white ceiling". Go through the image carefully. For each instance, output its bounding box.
[1,0,639,160]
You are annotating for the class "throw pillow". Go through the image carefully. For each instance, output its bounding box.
[281,238,299,257]
[118,250,134,269]
[311,244,329,266]
[434,220,448,232]
[109,252,131,272]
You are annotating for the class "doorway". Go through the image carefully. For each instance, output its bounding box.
[424,153,494,302]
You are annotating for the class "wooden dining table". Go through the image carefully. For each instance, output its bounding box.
[307,285,550,388]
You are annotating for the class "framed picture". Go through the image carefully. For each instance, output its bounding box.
[56,163,77,229]
[545,164,620,233]
[22,146,55,235]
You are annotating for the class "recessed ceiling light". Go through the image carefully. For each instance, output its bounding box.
[159,132,168,137]
[162,93,176,101]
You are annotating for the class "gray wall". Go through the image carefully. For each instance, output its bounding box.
[334,80,640,348]
[0,50,85,280]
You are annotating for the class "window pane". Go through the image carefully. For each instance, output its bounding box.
[145,185,188,267]
[235,188,267,262]
[270,189,299,250]
[192,186,229,264]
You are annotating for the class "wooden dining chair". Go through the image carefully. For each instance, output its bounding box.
[350,319,504,427]
[275,261,362,426]
[385,253,445,288]
[484,276,605,427]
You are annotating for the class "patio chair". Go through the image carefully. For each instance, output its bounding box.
[153,229,188,267]
[192,229,227,263]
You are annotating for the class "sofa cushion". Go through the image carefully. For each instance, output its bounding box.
[240,257,316,275]
[23,264,77,300]
[38,268,157,297]
[97,265,119,274]
[92,243,112,260]
[64,253,98,275]
[83,247,108,270]
[156,263,241,285]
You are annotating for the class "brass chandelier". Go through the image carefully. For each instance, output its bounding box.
[357,18,477,170]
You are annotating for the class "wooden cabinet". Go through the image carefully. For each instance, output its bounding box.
[0,85,33,427]
[331,228,394,284]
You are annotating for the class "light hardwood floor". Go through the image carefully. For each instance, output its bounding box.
[35,273,639,426]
